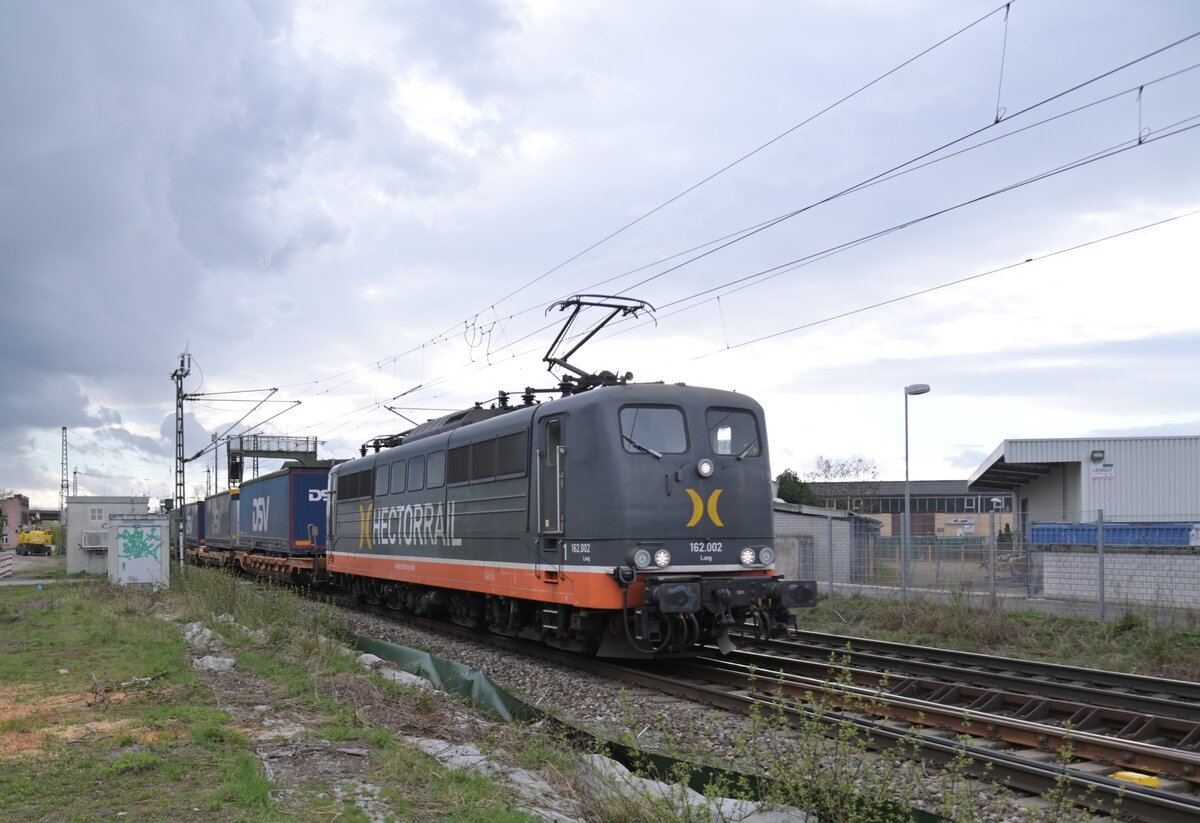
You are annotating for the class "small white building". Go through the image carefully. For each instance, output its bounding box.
[65,496,150,575]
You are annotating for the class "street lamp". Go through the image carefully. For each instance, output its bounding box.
[902,383,931,598]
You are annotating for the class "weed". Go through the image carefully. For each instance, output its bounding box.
[107,749,162,774]
[223,751,275,809]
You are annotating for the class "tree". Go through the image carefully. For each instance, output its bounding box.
[774,469,823,506]
[804,455,880,512]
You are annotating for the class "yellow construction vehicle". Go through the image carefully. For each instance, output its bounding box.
[16,524,54,556]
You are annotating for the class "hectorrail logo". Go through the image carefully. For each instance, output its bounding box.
[685,488,724,527]
[358,503,374,550]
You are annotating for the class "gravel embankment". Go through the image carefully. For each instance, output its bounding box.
[336,606,1034,822]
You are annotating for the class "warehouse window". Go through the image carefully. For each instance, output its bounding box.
[90,507,104,522]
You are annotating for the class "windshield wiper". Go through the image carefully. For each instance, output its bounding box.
[623,434,663,459]
[736,439,759,460]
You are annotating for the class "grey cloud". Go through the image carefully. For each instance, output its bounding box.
[946,448,990,471]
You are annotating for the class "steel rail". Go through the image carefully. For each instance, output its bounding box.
[706,647,1200,755]
[759,630,1200,712]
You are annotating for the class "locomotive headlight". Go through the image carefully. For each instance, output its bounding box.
[696,458,714,478]
[739,547,757,567]
[759,547,775,566]
[653,549,672,568]
[631,548,653,570]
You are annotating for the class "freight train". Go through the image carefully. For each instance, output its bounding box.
[183,296,818,656]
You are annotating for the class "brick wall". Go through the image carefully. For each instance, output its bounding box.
[1041,548,1200,608]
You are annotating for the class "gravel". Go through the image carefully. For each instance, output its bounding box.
[335,605,1038,822]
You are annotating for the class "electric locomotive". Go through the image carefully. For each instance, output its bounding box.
[326,296,817,657]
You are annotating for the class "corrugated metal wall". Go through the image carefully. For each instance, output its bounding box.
[1008,437,1200,521]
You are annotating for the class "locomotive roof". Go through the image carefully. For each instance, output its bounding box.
[336,381,763,475]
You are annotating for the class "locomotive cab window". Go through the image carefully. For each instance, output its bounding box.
[706,409,760,458]
[619,406,687,455]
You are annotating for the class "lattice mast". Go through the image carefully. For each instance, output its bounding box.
[170,351,191,566]
[59,427,68,513]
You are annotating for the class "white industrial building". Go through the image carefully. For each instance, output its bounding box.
[968,436,1200,527]
[969,437,1200,609]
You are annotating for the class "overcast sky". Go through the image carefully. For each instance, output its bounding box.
[2,0,1198,510]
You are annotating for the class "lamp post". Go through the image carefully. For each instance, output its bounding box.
[902,383,930,598]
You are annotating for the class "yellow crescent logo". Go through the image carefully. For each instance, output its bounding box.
[707,489,724,527]
[358,503,374,550]
[685,489,704,527]
[685,489,724,527]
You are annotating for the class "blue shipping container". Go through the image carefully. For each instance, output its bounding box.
[1030,522,1197,547]
[184,501,206,547]
[238,467,330,554]
[205,489,239,548]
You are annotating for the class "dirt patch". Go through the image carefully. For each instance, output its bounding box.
[0,688,158,758]
[190,653,391,817]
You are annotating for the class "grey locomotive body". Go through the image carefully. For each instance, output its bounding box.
[327,380,816,656]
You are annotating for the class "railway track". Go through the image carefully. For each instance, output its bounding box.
[749,629,1200,719]
[265,576,1200,820]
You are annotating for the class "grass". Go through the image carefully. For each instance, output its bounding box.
[798,593,1200,680]
[2,567,1166,821]
[0,569,546,821]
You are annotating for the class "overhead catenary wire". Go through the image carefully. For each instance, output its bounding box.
[276,29,1200,440]
[302,111,1200,440]
[694,207,1200,358]
[269,3,1019,396]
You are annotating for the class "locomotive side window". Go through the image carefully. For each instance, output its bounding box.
[390,459,407,493]
[706,409,760,457]
[374,465,389,497]
[337,468,374,500]
[447,432,528,485]
[496,431,528,477]
[408,455,425,491]
[447,446,470,484]
[427,451,446,489]
[470,440,497,479]
[619,406,687,455]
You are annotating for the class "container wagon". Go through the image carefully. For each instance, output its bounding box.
[234,466,330,584]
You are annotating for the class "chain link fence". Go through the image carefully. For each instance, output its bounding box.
[776,506,1200,625]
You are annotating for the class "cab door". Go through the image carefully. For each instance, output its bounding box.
[537,417,565,539]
